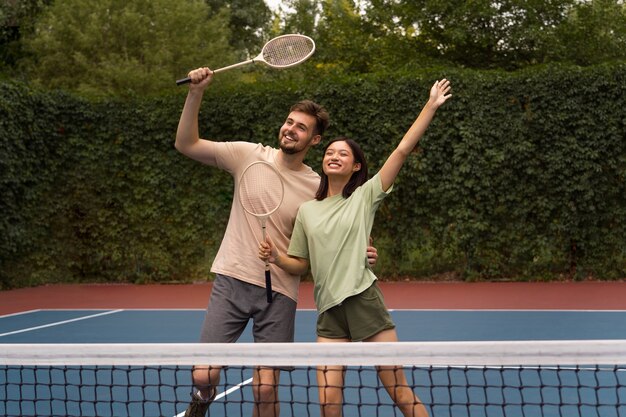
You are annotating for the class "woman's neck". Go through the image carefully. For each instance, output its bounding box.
[326,176,349,198]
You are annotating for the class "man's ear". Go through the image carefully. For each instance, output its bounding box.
[311,134,322,146]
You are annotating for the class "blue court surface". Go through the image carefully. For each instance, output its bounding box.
[2,308,626,417]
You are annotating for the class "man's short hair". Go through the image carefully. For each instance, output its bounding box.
[290,100,330,136]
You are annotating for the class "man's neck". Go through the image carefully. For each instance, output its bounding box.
[275,149,308,172]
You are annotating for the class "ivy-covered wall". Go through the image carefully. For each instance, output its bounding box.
[2,63,625,288]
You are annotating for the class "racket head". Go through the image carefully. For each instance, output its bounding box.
[258,34,316,69]
[238,161,285,218]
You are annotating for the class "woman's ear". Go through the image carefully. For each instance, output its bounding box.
[353,162,361,172]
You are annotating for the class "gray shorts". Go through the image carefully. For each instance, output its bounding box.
[199,274,297,343]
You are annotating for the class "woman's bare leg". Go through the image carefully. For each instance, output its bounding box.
[317,336,349,417]
[365,329,430,417]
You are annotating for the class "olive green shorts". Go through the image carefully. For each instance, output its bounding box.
[316,281,395,342]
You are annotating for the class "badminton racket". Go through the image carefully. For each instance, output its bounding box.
[176,34,315,85]
[238,161,285,303]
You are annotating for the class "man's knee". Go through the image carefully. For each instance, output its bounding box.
[192,365,221,388]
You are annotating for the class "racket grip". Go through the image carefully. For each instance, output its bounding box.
[265,270,273,303]
[175,77,192,86]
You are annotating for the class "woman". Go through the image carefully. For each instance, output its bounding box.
[258,79,451,417]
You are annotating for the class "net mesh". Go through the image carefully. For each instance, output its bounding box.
[263,35,315,67]
[2,340,625,417]
[238,162,284,217]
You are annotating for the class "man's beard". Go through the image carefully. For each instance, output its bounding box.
[279,143,300,155]
[279,135,304,155]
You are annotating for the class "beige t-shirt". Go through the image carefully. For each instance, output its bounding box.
[206,141,320,301]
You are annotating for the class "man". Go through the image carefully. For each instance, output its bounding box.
[175,67,377,417]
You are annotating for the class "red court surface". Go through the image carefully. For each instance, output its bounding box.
[1,280,625,315]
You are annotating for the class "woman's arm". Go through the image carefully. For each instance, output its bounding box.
[378,79,452,191]
[259,236,309,276]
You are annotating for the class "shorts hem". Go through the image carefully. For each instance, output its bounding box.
[351,323,396,342]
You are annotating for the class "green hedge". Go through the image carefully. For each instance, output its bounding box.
[1,63,625,288]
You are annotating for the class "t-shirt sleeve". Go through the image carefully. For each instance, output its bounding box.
[287,209,309,259]
[209,141,260,174]
[361,172,393,208]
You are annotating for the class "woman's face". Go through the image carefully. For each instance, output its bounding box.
[322,140,361,177]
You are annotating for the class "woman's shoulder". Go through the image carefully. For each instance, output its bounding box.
[299,194,341,211]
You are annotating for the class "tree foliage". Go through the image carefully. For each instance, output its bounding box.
[206,0,272,55]
[0,0,52,73]
[279,0,319,36]
[3,0,626,91]
[549,0,626,65]
[364,0,576,69]
[18,0,237,97]
[273,0,626,73]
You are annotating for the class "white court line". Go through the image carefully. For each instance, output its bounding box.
[174,378,253,417]
[0,309,42,319]
[0,309,124,337]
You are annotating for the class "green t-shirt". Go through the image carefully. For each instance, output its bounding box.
[287,173,392,313]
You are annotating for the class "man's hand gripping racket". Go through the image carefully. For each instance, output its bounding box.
[239,161,285,303]
[176,34,315,85]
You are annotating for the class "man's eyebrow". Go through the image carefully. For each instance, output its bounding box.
[287,118,309,130]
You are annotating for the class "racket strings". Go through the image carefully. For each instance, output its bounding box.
[239,164,284,217]
[263,36,314,67]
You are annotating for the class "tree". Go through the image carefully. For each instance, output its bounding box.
[363,0,626,70]
[363,0,578,70]
[279,0,320,36]
[273,0,444,75]
[280,0,625,72]
[19,0,236,97]
[309,0,367,72]
[274,0,384,74]
[548,0,626,65]
[206,0,272,56]
[0,0,52,75]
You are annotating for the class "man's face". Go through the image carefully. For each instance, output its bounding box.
[278,111,320,155]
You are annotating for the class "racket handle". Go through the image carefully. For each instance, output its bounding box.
[176,58,256,85]
[265,270,273,303]
[175,77,191,86]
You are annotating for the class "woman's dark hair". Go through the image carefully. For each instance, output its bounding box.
[315,137,368,200]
